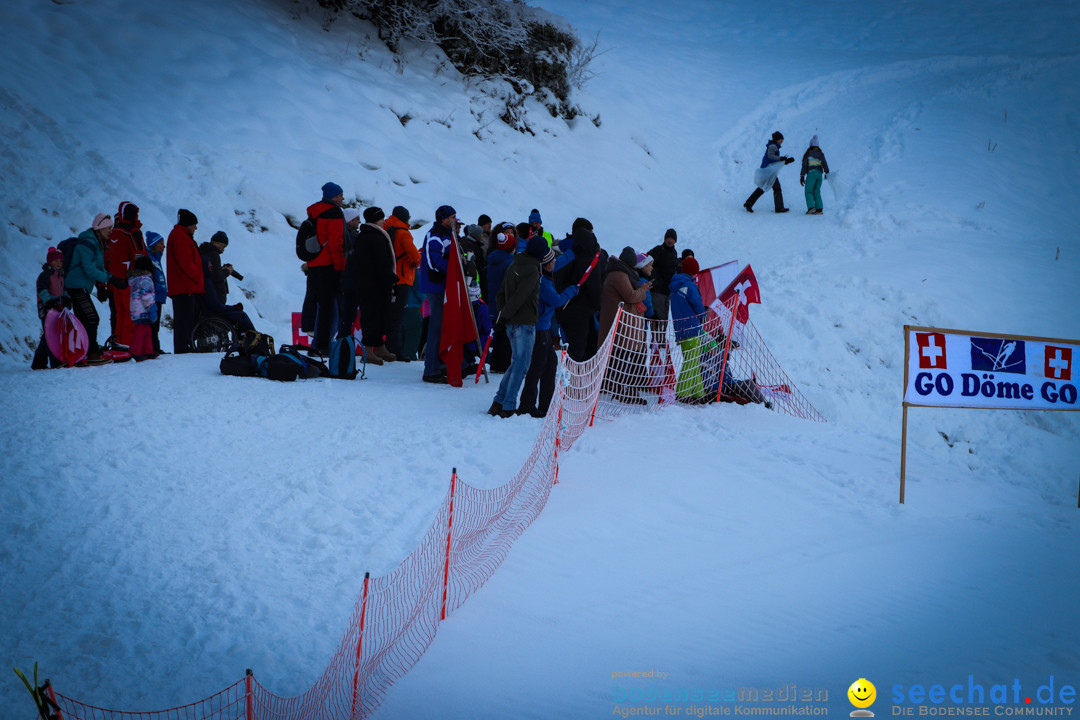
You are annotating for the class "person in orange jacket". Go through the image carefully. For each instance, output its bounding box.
[104,201,147,349]
[166,208,205,354]
[385,205,420,359]
[306,182,347,354]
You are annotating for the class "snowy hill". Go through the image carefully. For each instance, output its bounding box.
[1,0,1079,718]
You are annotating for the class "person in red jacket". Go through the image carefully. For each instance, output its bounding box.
[306,182,347,354]
[104,201,147,349]
[166,208,205,354]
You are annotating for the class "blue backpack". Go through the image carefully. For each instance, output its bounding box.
[328,335,361,379]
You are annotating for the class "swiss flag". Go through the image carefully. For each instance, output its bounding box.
[916,332,947,369]
[1045,345,1072,381]
[717,264,761,324]
[694,260,739,308]
[439,235,479,387]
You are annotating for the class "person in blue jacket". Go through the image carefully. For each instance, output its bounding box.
[516,246,578,417]
[419,204,457,383]
[145,231,168,355]
[744,131,795,213]
[669,256,711,402]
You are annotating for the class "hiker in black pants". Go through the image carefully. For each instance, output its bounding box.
[744,131,794,213]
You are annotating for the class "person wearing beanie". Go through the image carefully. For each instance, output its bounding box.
[527,208,554,248]
[517,240,579,418]
[145,231,168,355]
[304,183,348,354]
[800,134,831,215]
[681,248,695,260]
[167,208,205,353]
[31,245,69,369]
[745,130,794,213]
[103,201,147,351]
[488,234,544,417]
[596,246,653,405]
[322,182,344,202]
[420,205,458,382]
[199,229,235,305]
[66,214,122,364]
[384,206,420,360]
[635,251,657,319]
[669,256,710,403]
[555,217,604,363]
[484,222,517,373]
[647,228,679,323]
[340,206,398,365]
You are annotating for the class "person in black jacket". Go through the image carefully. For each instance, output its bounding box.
[344,206,399,365]
[647,228,679,323]
[199,231,236,304]
[555,217,604,362]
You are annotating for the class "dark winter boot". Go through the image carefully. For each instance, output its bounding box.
[744,187,764,212]
[487,400,503,416]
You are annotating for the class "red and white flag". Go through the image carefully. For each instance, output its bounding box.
[693,260,739,308]
[439,235,479,387]
[716,264,761,324]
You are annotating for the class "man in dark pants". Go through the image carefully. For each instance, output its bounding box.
[166,209,204,354]
[647,228,679,323]
[744,131,794,213]
[305,182,347,354]
[555,217,604,362]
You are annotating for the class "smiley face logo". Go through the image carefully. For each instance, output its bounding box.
[848,678,876,715]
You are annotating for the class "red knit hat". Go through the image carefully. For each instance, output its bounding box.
[681,257,700,275]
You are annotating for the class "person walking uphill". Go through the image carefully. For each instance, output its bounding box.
[306,182,348,354]
[744,131,795,213]
[488,236,546,418]
[800,135,831,214]
[166,208,204,354]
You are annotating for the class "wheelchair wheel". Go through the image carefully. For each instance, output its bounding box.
[190,316,238,353]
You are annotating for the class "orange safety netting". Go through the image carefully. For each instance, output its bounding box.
[51,300,822,720]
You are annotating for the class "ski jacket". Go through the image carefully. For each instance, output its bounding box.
[148,246,168,303]
[556,227,603,317]
[198,242,230,303]
[385,214,420,286]
[669,272,706,342]
[105,220,146,278]
[760,140,784,168]
[646,242,679,296]
[597,255,648,344]
[800,146,830,182]
[36,265,65,320]
[537,253,577,332]
[66,230,109,291]
[419,223,453,294]
[127,269,158,324]
[486,249,514,306]
[306,201,346,271]
[166,224,204,296]
[496,252,542,327]
[352,223,399,299]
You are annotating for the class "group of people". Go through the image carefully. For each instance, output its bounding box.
[33,186,765,415]
[32,202,251,368]
[744,132,831,215]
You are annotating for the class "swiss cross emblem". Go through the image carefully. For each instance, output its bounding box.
[734,280,751,305]
[916,332,947,369]
[1045,346,1072,381]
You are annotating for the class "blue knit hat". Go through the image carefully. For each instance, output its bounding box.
[322,182,344,200]
[529,209,542,224]
[435,205,457,222]
[145,231,165,249]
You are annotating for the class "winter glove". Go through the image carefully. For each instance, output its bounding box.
[784,157,795,165]
[62,295,73,309]
[567,285,580,298]
[107,275,128,289]
[45,298,63,311]
[800,178,805,187]
[824,173,828,180]
[96,284,110,302]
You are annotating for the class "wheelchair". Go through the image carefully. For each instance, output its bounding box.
[190,310,240,353]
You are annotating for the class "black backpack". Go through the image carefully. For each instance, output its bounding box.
[57,236,85,276]
[239,330,275,357]
[295,218,322,262]
[257,345,330,381]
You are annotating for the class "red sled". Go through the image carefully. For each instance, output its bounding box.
[44,308,89,367]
